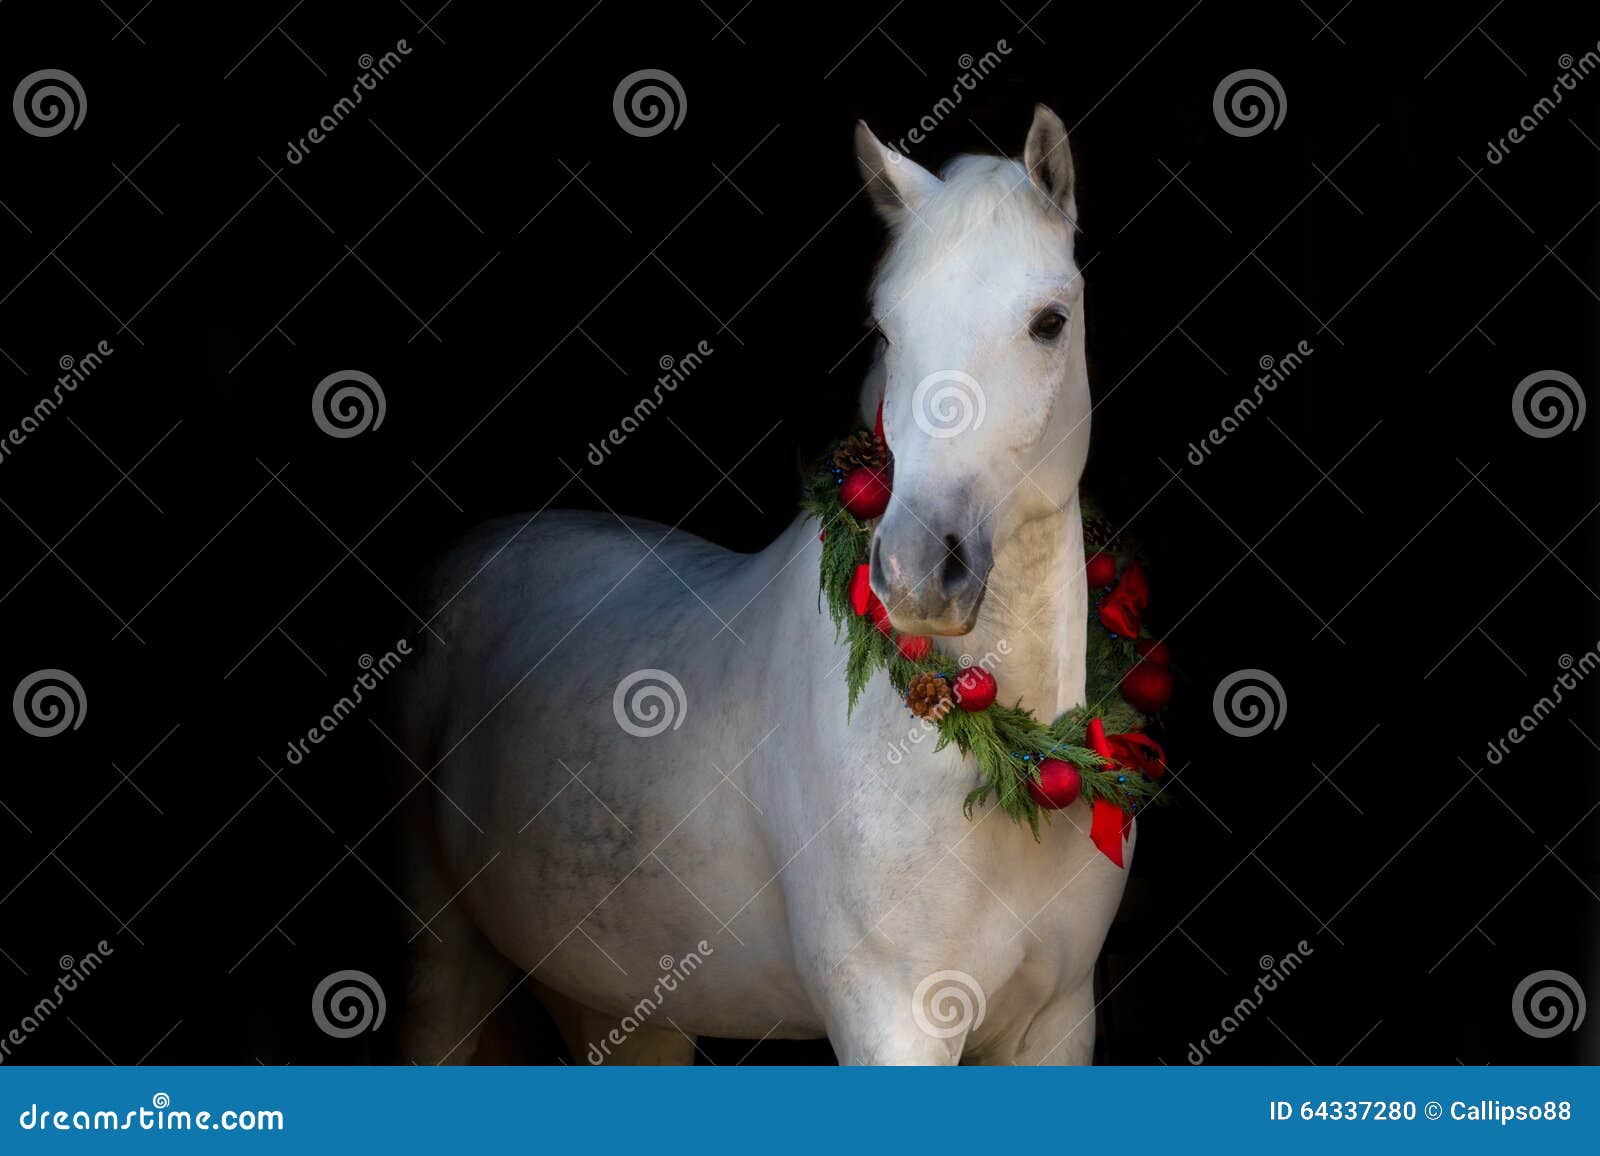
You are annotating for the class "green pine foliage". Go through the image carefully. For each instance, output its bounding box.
[804,443,1171,837]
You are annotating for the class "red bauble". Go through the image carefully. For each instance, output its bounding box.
[952,666,998,712]
[870,598,893,637]
[840,467,891,518]
[1121,662,1174,714]
[1085,552,1117,588]
[1028,758,1082,809]
[897,634,933,661]
[1134,637,1172,667]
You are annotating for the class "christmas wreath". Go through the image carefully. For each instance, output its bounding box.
[802,409,1174,866]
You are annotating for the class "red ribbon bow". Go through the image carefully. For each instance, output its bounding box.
[1096,559,1150,639]
[1084,717,1135,868]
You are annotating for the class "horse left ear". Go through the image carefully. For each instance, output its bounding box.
[1023,104,1077,226]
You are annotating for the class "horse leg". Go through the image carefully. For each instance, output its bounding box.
[393,791,515,1065]
[993,979,1097,1066]
[803,960,966,1065]
[536,985,697,1065]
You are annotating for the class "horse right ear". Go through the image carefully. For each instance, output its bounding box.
[855,121,940,225]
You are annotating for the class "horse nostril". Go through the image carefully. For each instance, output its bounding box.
[870,535,888,593]
[940,534,969,597]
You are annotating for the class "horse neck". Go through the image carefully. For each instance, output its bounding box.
[950,492,1087,720]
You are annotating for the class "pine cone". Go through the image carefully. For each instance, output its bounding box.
[1082,511,1121,553]
[834,431,889,473]
[907,672,953,720]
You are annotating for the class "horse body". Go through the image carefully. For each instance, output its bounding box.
[392,106,1131,1065]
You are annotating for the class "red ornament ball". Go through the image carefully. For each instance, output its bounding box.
[896,634,933,661]
[1085,552,1117,588]
[952,666,998,712]
[1121,661,1174,714]
[840,467,891,519]
[870,598,894,637]
[1028,758,1082,809]
[1134,637,1172,667]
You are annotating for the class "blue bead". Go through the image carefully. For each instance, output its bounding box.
[1117,775,1126,783]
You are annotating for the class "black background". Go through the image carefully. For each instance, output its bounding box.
[0,0,1595,1065]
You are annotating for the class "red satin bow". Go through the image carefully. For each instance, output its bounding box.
[1084,717,1135,868]
[1096,559,1150,639]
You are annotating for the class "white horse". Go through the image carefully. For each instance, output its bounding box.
[389,104,1128,1065]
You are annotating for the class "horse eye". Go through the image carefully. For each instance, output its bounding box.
[1030,310,1067,342]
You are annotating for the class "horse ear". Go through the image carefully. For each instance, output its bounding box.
[855,120,940,225]
[1023,104,1077,225]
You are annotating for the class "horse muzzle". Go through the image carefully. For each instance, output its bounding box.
[869,507,992,636]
